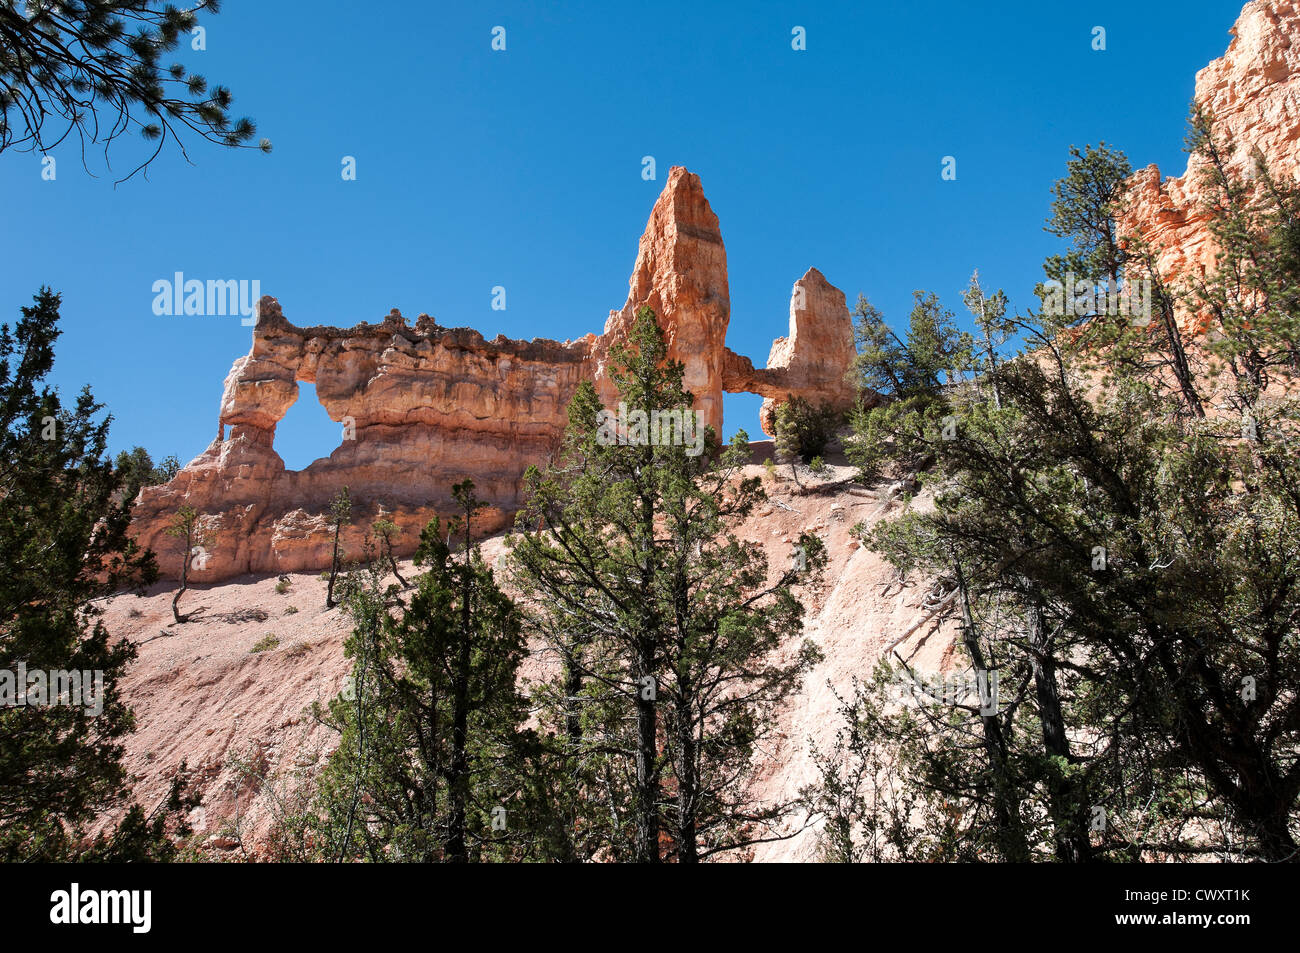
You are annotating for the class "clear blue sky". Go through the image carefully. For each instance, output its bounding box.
[0,0,1245,470]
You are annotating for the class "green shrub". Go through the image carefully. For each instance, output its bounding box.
[250,634,280,654]
[774,396,845,464]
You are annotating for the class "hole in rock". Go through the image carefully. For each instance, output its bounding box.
[723,391,764,445]
[275,381,344,471]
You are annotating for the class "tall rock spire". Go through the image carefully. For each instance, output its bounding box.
[595,166,731,435]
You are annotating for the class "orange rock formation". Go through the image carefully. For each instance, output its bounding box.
[1123,0,1300,283]
[131,167,859,579]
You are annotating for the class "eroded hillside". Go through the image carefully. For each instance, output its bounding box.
[99,455,957,861]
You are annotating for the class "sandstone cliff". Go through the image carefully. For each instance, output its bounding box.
[1123,0,1300,285]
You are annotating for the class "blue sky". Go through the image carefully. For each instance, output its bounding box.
[0,0,1245,470]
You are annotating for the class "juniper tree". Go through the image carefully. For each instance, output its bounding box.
[847,290,970,480]
[822,322,1188,860]
[866,340,1300,859]
[820,125,1300,858]
[0,0,270,181]
[805,660,1043,862]
[0,288,197,860]
[509,306,825,863]
[774,395,843,465]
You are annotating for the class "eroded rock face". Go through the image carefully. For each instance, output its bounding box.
[132,167,860,579]
[595,167,732,436]
[1123,0,1300,286]
[722,267,860,435]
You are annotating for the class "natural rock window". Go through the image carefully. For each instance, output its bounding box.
[274,381,341,472]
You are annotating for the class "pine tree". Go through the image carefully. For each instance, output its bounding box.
[310,482,542,862]
[961,271,1012,410]
[112,445,176,501]
[816,129,1300,861]
[1044,142,1205,418]
[0,0,270,182]
[846,290,970,480]
[0,287,195,860]
[864,344,1299,859]
[1043,142,1130,290]
[509,306,825,862]
[1185,106,1300,430]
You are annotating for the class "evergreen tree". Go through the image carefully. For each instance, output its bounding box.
[816,129,1300,861]
[509,306,825,862]
[1043,142,1130,290]
[859,345,1299,860]
[164,503,202,623]
[310,482,543,862]
[1043,142,1205,418]
[0,287,195,860]
[847,290,970,480]
[112,445,177,500]
[961,271,1012,410]
[773,395,843,466]
[370,517,409,589]
[0,0,270,181]
[1185,106,1300,425]
[324,486,351,610]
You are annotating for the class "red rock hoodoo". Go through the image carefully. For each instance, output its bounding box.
[131,167,860,579]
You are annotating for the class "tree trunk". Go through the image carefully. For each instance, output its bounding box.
[1025,599,1092,862]
[1147,265,1205,419]
[326,524,342,609]
[633,635,660,863]
[171,533,190,623]
[445,529,474,862]
[632,480,661,863]
[557,651,585,863]
[953,557,1030,862]
[674,679,698,864]
[387,550,408,589]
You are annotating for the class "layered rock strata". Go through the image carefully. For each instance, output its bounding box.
[132,167,860,579]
